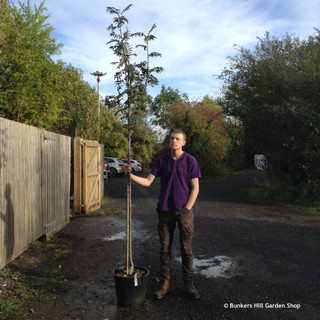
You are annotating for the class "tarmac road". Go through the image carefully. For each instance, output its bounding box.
[7,171,320,320]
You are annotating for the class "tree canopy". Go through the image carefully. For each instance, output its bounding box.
[0,0,99,138]
[106,4,162,141]
[219,30,320,199]
[153,90,231,178]
[0,0,62,126]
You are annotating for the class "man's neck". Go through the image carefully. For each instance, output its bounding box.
[171,149,184,160]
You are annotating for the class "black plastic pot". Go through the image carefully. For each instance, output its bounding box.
[113,266,149,306]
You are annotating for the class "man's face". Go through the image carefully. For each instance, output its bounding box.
[169,133,186,151]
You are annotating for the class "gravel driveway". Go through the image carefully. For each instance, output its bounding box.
[2,171,320,320]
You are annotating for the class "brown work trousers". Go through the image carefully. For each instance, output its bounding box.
[157,208,195,281]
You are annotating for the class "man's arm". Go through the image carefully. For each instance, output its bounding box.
[124,165,156,187]
[185,178,199,210]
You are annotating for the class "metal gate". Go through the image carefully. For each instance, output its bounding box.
[73,138,104,214]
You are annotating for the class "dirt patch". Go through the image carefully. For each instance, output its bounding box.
[1,171,320,320]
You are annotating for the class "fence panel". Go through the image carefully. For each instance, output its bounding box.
[42,131,71,237]
[0,117,71,270]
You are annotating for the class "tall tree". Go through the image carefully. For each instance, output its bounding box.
[99,107,127,158]
[150,85,187,128]
[106,4,162,275]
[57,63,99,139]
[158,95,230,178]
[0,0,99,139]
[219,30,320,199]
[0,0,63,127]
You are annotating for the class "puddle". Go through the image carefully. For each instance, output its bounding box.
[176,255,237,278]
[103,218,151,242]
[104,231,126,241]
[194,256,236,278]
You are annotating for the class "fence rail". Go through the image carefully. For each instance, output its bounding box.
[0,117,71,270]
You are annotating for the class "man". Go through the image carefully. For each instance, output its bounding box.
[124,129,201,300]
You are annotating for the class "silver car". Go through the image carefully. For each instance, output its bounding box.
[121,159,142,174]
[104,157,124,177]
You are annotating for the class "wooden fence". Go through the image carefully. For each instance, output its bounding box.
[0,117,71,270]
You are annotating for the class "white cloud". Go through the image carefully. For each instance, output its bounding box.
[11,0,319,98]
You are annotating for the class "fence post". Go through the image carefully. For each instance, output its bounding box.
[73,137,82,215]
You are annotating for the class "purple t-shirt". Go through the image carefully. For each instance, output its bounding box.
[151,152,201,211]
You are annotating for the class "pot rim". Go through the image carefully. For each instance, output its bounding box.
[112,265,150,278]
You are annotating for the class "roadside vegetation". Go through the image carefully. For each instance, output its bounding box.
[218,30,320,204]
[240,184,320,215]
[0,0,319,207]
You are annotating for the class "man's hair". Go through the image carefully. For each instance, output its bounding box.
[171,129,186,141]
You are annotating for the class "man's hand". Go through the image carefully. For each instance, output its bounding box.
[124,164,132,175]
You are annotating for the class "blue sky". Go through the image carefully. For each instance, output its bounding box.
[13,0,319,100]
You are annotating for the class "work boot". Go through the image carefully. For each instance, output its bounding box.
[154,279,170,300]
[185,278,200,300]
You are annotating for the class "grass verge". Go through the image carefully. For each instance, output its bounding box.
[0,235,73,320]
[240,185,320,215]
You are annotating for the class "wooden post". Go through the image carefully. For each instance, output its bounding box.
[73,137,82,215]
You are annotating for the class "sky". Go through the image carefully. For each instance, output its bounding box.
[13,0,320,100]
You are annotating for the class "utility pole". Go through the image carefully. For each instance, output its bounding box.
[91,71,106,139]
